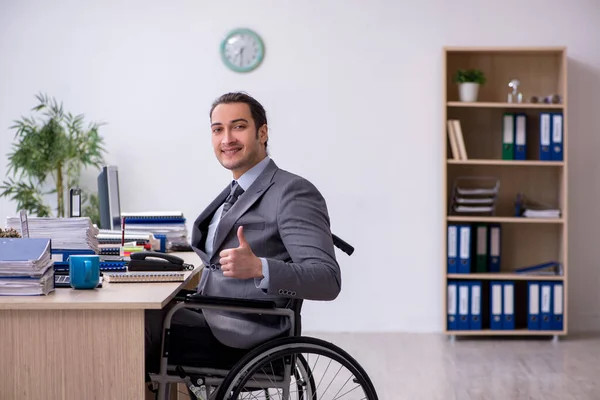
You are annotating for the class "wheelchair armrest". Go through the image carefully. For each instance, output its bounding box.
[174,289,196,300]
[184,293,277,309]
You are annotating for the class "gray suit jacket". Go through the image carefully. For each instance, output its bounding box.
[190,159,341,349]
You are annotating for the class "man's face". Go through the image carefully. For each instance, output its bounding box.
[210,102,267,179]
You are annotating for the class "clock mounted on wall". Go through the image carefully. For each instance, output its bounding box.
[220,28,265,73]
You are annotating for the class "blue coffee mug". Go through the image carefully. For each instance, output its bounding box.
[69,255,100,289]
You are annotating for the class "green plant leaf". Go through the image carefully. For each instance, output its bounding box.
[1,92,108,218]
[453,69,486,85]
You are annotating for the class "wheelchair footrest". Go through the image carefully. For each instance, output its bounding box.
[184,293,277,309]
[175,366,205,400]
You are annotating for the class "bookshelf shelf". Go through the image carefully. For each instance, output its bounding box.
[447,159,564,167]
[444,329,566,336]
[447,101,564,109]
[443,46,568,338]
[447,273,564,281]
[447,216,564,224]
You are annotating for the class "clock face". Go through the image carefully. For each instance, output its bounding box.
[220,28,265,73]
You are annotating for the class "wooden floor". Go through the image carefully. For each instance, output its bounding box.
[172,332,600,399]
[308,332,600,400]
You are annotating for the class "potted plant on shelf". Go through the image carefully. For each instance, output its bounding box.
[0,93,107,225]
[453,69,486,102]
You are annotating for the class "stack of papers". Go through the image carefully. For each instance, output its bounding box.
[0,238,55,295]
[5,216,99,252]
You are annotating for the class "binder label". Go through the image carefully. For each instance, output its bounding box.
[541,114,551,145]
[541,285,551,312]
[529,284,539,314]
[490,227,500,256]
[503,115,514,143]
[516,115,526,145]
[504,283,514,314]
[448,226,457,257]
[460,226,470,259]
[492,284,502,315]
[552,114,563,143]
[459,285,469,315]
[448,284,457,314]
[477,226,487,255]
[471,284,480,315]
[554,284,563,314]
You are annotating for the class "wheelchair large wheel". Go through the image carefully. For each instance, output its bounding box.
[215,336,378,399]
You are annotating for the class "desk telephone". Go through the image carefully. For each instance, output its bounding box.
[128,251,194,272]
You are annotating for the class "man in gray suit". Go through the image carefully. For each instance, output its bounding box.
[145,92,341,374]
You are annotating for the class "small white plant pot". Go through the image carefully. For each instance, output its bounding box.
[458,82,480,102]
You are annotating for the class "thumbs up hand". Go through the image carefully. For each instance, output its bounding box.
[219,226,263,279]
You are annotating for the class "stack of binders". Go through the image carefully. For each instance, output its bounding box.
[447,223,501,274]
[0,237,55,295]
[447,280,483,330]
[527,281,564,331]
[501,112,563,161]
[120,211,191,252]
[447,279,564,331]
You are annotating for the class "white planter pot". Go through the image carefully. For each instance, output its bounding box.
[458,82,480,102]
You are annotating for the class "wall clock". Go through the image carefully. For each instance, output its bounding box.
[220,28,265,73]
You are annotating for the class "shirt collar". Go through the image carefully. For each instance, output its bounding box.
[235,155,271,191]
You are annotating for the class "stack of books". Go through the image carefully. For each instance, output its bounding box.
[0,238,54,295]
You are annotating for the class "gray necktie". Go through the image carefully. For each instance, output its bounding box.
[221,181,244,219]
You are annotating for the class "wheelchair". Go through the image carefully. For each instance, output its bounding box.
[149,234,379,399]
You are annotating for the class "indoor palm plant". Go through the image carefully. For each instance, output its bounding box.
[0,93,107,225]
[453,69,486,102]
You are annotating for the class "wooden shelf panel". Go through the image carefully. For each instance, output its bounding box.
[447,159,564,166]
[446,107,565,160]
[447,273,564,281]
[444,329,566,336]
[447,216,564,224]
[447,101,564,109]
[444,46,566,54]
[445,51,565,103]
[447,163,563,216]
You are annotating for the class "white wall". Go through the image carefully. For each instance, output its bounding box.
[1,0,600,333]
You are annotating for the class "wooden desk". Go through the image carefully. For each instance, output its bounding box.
[0,251,203,400]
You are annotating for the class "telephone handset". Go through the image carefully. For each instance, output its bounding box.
[128,251,193,271]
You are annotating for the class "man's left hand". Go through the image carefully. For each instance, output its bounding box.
[219,226,263,279]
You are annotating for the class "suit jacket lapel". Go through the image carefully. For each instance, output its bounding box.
[190,185,229,262]
[211,160,278,255]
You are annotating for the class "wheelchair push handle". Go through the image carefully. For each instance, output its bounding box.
[332,234,354,256]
